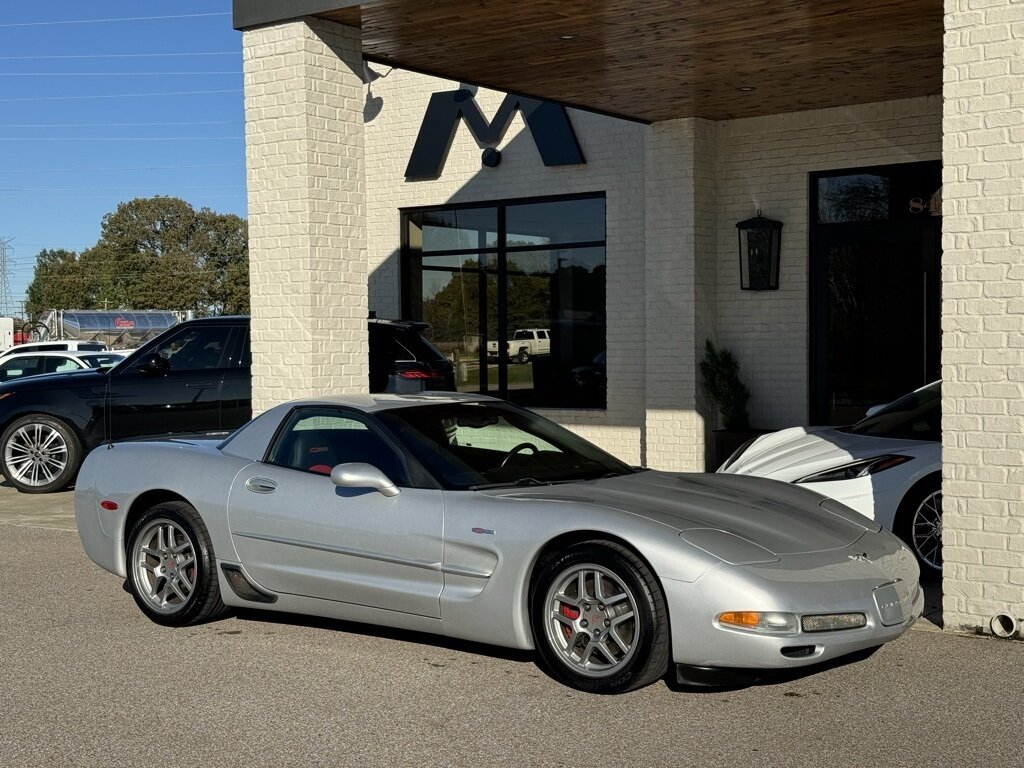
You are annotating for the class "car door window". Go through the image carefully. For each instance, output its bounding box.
[129,325,232,372]
[0,356,42,379]
[268,407,410,484]
[43,357,80,373]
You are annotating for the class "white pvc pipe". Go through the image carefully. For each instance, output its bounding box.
[990,613,1018,638]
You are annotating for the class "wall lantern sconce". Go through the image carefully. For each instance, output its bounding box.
[736,210,782,291]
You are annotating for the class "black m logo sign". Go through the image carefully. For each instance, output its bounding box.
[405,89,585,182]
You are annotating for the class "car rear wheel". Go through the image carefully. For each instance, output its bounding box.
[516,349,531,364]
[0,415,82,494]
[531,541,669,694]
[126,501,227,626]
[895,475,942,573]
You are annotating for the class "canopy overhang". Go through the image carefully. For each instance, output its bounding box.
[234,0,942,122]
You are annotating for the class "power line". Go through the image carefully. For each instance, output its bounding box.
[1,185,245,192]
[0,163,242,174]
[0,137,243,142]
[0,52,238,60]
[0,71,241,76]
[0,194,244,200]
[0,89,242,103]
[0,13,231,29]
[0,121,237,128]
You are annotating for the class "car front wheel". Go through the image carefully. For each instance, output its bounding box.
[531,541,669,694]
[895,475,943,573]
[126,501,227,626]
[0,415,82,493]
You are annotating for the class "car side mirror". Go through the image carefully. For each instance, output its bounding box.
[330,462,400,497]
[136,353,170,376]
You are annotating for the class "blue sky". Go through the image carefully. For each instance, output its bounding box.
[0,1,245,312]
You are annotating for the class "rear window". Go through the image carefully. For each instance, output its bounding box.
[76,343,107,352]
[371,325,446,363]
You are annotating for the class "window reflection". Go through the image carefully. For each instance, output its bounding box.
[817,174,889,223]
[403,195,606,409]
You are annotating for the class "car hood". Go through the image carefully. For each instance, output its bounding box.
[490,470,876,555]
[0,367,107,393]
[720,426,938,482]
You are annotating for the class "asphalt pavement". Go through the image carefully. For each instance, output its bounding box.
[1,491,1021,767]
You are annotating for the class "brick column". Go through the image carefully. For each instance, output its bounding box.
[942,0,1024,632]
[243,18,367,414]
[643,118,717,471]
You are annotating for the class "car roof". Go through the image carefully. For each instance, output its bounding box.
[0,349,123,360]
[279,391,499,413]
[180,315,428,332]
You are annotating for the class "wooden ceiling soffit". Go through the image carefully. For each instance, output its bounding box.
[312,0,942,122]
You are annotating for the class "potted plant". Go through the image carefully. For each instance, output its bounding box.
[700,340,766,469]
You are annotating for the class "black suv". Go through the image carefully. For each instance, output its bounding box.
[0,316,454,493]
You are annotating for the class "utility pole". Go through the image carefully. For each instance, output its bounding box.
[0,238,14,318]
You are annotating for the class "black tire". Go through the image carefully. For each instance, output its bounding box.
[0,414,82,494]
[530,540,669,694]
[894,474,943,574]
[125,501,227,626]
[516,349,530,364]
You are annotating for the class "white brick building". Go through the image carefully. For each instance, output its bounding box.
[235,1,1023,636]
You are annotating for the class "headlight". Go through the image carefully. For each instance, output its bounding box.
[717,611,799,634]
[794,454,912,483]
[717,436,759,472]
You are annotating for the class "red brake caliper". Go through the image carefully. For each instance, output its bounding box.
[560,603,580,639]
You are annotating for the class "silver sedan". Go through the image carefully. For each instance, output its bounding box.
[75,393,922,693]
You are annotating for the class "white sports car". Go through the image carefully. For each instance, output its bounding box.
[719,382,941,572]
[76,393,922,693]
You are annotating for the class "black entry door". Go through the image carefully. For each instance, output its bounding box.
[810,162,942,425]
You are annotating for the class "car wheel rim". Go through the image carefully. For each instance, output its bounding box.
[131,519,198,614]
[543,563,640,678]
[911,490,943,571]
[3,423,69,487]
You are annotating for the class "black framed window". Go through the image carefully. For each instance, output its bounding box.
[402,193,606,409]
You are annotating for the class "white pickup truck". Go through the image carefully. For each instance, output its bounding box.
[486,328,551,363]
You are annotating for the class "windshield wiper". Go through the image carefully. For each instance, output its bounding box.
[469,477,549,490]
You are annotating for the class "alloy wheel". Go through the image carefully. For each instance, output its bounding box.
[3,422,69,487]
[543,563,640,678]
[131,518,198,615]
[911,490,943,571]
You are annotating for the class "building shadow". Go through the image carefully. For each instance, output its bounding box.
[232,607,535,666]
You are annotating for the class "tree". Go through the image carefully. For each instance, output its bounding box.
[29,197,250,316]
[194,210,249,315]
[24,249,94,316]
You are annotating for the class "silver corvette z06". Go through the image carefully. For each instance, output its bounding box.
[76,393,923,694]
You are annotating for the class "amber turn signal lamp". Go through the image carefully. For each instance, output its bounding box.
[718,611,761,628]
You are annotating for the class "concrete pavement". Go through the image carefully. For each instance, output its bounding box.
[0,480,76,530]
[1,511,1019,766]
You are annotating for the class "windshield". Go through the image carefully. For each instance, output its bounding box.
[847,381,940,441]
[375,401,635,489]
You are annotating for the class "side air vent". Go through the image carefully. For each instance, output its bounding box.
[221,564,277,604]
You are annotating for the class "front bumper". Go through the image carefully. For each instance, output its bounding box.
[664,532,922,671]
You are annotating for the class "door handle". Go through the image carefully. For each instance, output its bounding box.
[185,382,215,388]
[245,477,278,494]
